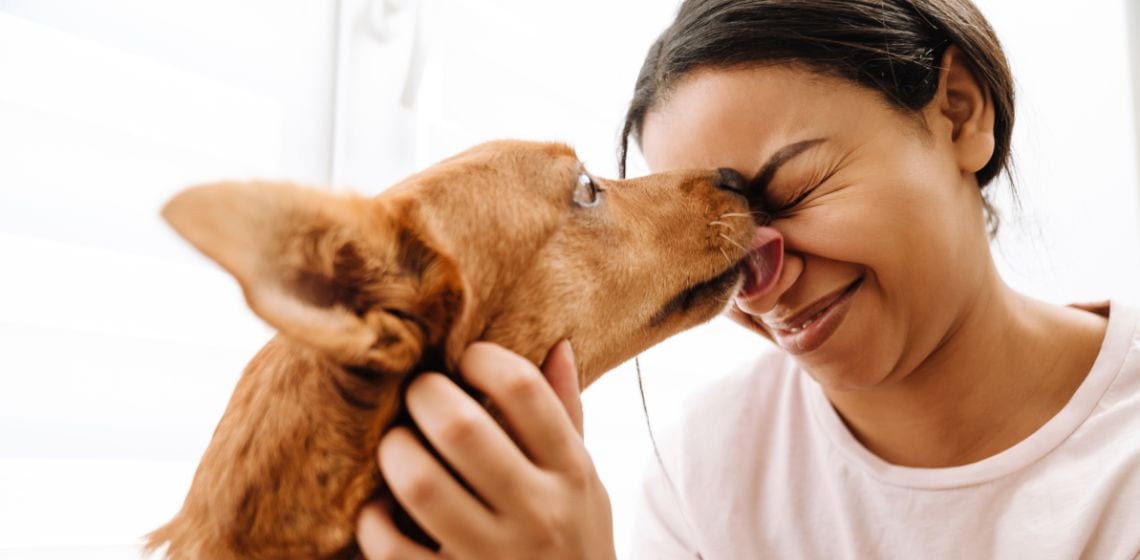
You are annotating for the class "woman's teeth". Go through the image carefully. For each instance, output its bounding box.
[782,306,828,333]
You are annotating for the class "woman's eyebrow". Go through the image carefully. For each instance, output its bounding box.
[746,138,828,197]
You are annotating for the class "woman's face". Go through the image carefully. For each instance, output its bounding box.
[641,65,992,390]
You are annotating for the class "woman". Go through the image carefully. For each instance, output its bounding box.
[356,1,1140,557]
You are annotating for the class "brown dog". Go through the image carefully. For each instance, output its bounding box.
[146,140,762,559]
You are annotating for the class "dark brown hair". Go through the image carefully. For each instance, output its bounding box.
[619,0,1015,232]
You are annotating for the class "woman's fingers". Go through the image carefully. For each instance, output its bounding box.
[355,501,439,560]
[377,426,497,548]
[540,340,584,436]
[368,343,616,559]
[458,342,587,471]
[402,374,541,513]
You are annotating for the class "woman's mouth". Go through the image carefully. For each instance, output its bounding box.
[768,276,864,354]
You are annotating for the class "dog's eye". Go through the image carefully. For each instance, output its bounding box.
[573,172,602,208]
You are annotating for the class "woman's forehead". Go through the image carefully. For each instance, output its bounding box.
[640,66,875,174]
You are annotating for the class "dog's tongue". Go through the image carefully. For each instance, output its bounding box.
[738,228,783,300]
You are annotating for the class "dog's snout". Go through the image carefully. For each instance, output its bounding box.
[715,168,747,195]
[714,167,772,226]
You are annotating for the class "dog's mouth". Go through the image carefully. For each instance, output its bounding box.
[736,235,783,301]
[648,233,784,328]
[647,262,743,327]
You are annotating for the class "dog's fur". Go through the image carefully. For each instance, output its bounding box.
[146,141,756,558]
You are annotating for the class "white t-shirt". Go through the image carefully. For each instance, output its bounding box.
[630,301,1140,559]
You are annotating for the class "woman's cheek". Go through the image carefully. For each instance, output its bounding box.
[776,202,875,262]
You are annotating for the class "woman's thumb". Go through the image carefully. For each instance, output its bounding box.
[540,339,584,436]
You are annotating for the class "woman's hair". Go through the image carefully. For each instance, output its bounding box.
[619,0,1015,233]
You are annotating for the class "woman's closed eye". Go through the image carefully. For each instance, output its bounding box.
[770,185,818,215]
[768,164,841,217]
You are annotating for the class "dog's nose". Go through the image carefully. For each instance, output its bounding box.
[715,168,747,195]
[716,167,772,225]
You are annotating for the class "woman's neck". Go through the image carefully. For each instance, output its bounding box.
[823,279,1107,468]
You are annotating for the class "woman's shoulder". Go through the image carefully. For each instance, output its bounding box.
[1086,299,1140,410]
[1070,299,1140,396]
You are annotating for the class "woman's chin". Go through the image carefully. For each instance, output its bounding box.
[791,325,894,391]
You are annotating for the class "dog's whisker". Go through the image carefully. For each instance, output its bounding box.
[718,232,748,253]
[722,211,770,219]
[709,220,736,232]
[721,210,775,227]
[719,247,733,267]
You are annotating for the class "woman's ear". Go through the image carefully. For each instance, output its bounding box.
[932,45,997,176]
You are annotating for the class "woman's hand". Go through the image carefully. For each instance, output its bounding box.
[356,340,617,560]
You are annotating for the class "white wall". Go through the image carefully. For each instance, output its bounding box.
[0,2,338,557]
[0,1,1137,559]
[1129,0,1140,188]
[977,0,1140,305]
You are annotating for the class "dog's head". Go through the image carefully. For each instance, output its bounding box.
[164,140,759,385]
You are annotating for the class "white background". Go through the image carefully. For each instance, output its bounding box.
[0,1,1137,558]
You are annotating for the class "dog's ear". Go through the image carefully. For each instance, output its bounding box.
[163,181,467,373]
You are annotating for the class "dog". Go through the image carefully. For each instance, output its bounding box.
[145,140,765,559]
